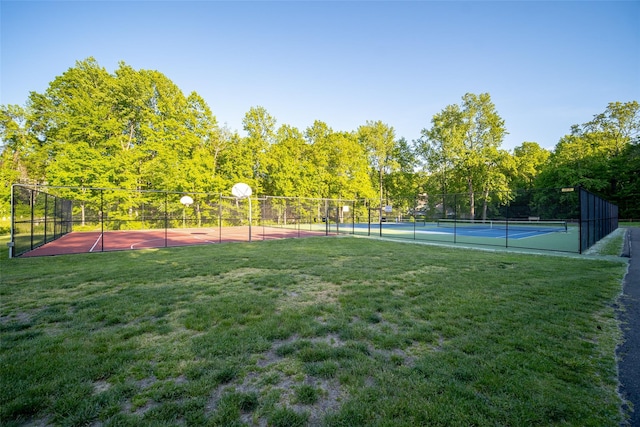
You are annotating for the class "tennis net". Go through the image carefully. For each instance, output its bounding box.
[436,219,568,233]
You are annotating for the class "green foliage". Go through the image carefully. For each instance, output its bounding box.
[264,125,312,197]
[358,120,398,205]
[1,56,638,220]
[512,141,551,189]
[299,121,374,200]
[536,101,639,217]
[0,220,10,235]
[417,93,509,220]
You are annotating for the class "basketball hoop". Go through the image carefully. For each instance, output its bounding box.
[180,195,193,228]
[231,183,252,199]
[231,183,253,242]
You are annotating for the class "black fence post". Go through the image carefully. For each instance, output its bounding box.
[453,194,457,244]
[164,192,168,248]
[351,200,355,235]
[9,185,14,258]
[43,193,48,245]
[101,190,104,252]
[578,186,583,254]
[30,189,35,251]
[325,207,329,236]
[219,194,223,244]
[505,204,509,248]
[54,197,58,240]
[413,195,417,240]
[298,197,302,238]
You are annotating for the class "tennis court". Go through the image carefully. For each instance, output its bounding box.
[351,219,580,253]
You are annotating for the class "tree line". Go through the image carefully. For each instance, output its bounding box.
[1,58,639,219]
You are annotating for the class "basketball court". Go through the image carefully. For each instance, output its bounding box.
[20,225,331,257]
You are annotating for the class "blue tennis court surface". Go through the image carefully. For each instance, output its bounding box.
[425,225,559,240]
[351,221,568,240]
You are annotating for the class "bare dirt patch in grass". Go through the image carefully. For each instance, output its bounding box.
[206,333,348,425]
[92,380,111,395]
[276,273,341,311]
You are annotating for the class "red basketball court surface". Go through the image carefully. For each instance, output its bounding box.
[21,226,330,257]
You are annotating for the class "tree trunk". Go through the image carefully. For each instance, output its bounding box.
[482,187,489,221]
[467,177,475,220]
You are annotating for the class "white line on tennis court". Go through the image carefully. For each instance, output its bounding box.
[507,230,558,240]
[502,231,539,239]
[414,230,450,235]
[89,233,103,252]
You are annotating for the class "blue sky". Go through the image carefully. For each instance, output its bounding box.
[1,1,639,151]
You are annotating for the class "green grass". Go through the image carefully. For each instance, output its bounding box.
[598,229,627,256]
[0,236,628,426]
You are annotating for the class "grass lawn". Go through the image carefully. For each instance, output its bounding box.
[0,235,628,426]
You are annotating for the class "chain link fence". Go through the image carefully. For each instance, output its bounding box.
[579,187,619,253]
[10,185,618,257]
[10,185,354,257]
[10,185,73,257]
[355,187,617,254]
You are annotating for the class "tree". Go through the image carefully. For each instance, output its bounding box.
[536,101,640,217]
[43,59,115,184]
[477,147,515,220]
[23,58,118,223]
[357,120,396,210]
[242,106,276,186]
[0,106,27,216]
[216,129,254,192]
[382,137,420,213]
[417,93,507,219]
[537,101,638,192]
[612,143,640,218]
[304,120,334,198]
[304,121,374,200]
[328,131,374,200]
[584,101,640,154]
[0,105,37,185]
[180,93,223,192]
[264,124,311,197]
[511,142,550,189]
[1,58,237,224]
